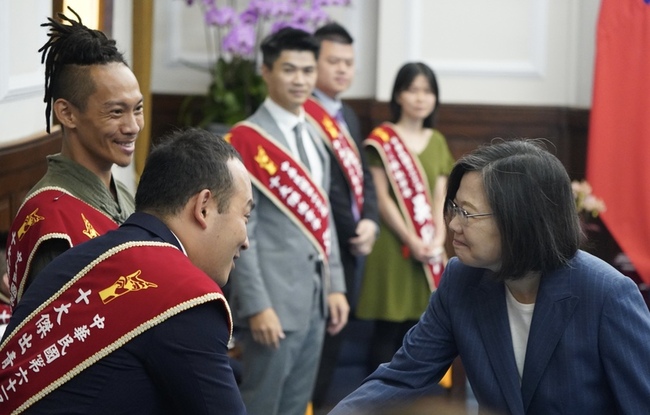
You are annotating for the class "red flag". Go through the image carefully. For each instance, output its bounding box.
[587,0,650,284]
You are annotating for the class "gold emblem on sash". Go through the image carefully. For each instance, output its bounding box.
[371,127,390,142]
[17,208,45,240]
[99,270,158,304]
[81,213,101,239]
[322,115,338,139]
[255,145,278,175]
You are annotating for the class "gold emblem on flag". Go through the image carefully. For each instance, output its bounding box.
[81,213,101,239]
[99,270,158,304]
[17,208,45,241]
[255,145,278,175]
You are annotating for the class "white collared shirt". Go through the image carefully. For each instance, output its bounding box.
[313,88,342,118]
[263,97,324,187]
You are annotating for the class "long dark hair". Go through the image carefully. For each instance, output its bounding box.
[389,62,440,128]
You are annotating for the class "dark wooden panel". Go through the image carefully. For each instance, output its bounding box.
[151,94,590,178]
[150,94,193,147]
[0,130,62,231]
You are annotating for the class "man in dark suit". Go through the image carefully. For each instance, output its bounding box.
[227,28,348,415]
[308,22,379,408]
[0,129,251,414]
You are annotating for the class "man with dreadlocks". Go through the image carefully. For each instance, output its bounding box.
[5,8,143,308]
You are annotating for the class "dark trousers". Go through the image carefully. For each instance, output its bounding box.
[367,319,419,374]
[312,251,361,407]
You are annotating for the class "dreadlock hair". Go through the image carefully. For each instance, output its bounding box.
[39,7,127,133]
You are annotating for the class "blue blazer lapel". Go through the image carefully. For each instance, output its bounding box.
[475,276,525,414]
[521,269,578,411]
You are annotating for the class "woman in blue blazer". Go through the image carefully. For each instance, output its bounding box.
[329,139,650,415]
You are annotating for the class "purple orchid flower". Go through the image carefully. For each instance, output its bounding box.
[239,8,260,25]
[222,23,256,57]
[205,6,237,27]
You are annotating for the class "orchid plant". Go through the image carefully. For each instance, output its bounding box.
[572,180,606,218]
[180,0,351,127]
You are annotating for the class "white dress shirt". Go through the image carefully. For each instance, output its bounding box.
[263,97,324,187]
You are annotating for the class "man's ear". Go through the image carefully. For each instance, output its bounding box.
[261,64,271,83]
[192,189,213,230]
[53,98,76,129]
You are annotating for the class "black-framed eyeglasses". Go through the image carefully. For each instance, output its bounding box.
[445,199,493,226]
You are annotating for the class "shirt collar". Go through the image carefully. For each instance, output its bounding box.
[264,97,305,130]
[313,88,342,117]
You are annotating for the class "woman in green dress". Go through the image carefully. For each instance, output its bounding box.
[358,62,455,374]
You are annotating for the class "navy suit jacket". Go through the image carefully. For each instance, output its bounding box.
[329,250,650,415]
[328,103,378,245]
[4,213,246,414]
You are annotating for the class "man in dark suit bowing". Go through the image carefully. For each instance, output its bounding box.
[0,129,250,414]
[306,22,379,408]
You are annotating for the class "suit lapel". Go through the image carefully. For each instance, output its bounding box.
[250,106,290,149]
[521,268,578,411]
[252,104,331,191]
[475,275,525,414]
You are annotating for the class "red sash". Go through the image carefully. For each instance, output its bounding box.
[304,98,364,213]
[6,188,119,308]
[0,242,230,413]
[365,123,443,291]
[225,122,331,260]
[0,304,10,325]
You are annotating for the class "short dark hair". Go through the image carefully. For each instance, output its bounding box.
[136,128,242,217]
[446,139,582,280]
[313,22,353,45]
[260,27,320,69]
[39,8,128,133]
[389,62,439,128]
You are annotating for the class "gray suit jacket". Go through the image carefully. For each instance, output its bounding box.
[230,105,346,331]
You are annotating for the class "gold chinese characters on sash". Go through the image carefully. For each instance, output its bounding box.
[225,122,331,261]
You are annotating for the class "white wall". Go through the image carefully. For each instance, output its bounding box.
[151,0,379,99]
[0,0,602,147]
[0,0,51,143]
[151,0,599,108]
[376,0,599,107]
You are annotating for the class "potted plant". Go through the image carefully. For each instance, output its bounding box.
[179,0,351,130]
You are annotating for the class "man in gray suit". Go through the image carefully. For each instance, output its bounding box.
[227,28,349,415]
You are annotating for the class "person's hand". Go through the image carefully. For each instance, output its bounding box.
[326,293,350,335]
[248,308,285,349]
[349,219,378,256]
[405,234,432,263]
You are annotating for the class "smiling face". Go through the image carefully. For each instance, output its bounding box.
[208,159,254,286]
[448,171,502,271]
[262,50,317,115]
[316,40,354,98]
[396,74,436,122]
[60,62,144,177]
